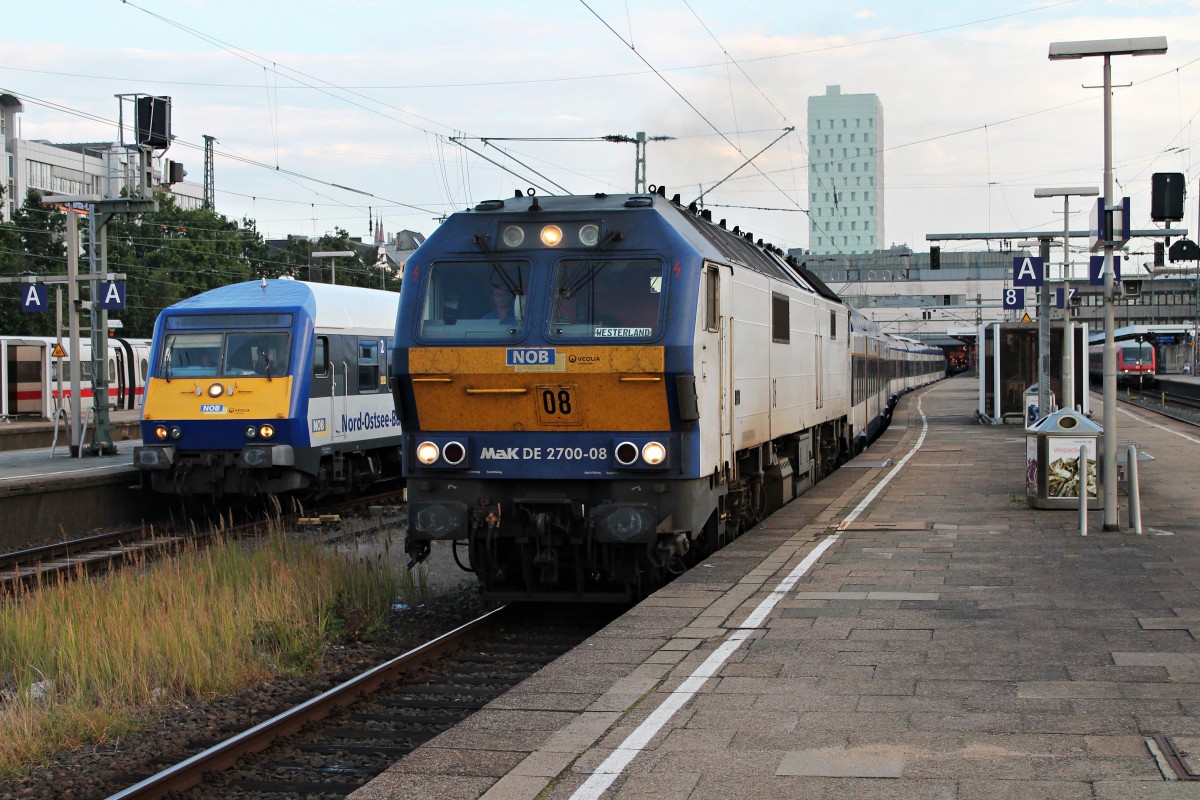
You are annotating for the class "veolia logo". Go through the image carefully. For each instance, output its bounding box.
[506,348,555,366]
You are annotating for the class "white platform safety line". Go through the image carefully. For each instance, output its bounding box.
[568,394,933,800]
[1118,404,1200,445]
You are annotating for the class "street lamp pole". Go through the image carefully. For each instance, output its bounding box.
[1049,36,1166,531]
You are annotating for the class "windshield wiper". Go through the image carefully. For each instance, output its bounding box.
[473,234,524,296]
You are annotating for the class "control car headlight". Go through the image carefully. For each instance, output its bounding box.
[170,426,183,440]
[244,425,258,439]
[416,441,441,465]
[207,382,225,398]
[540,224,563,247]
[154,425,169,441]
[641,441,667,465]
[258,424,275,439]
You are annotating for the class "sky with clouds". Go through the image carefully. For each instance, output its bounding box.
[3,0,1198,256]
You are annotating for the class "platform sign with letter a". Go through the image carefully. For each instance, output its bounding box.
[97,281,126,311]
[1002,287,1026,310]
[19,283,48,313]
[1088,255,1121,286]
[1013,256,1044,287]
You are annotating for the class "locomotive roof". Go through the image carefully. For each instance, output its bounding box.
[164,280,399,333]
[464,192,843,303]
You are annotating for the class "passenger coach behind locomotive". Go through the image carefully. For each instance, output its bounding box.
[135,279,403,497]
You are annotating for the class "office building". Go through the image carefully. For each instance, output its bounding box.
[807,85,883,255]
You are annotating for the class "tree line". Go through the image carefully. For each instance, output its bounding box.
[0,189,398,339]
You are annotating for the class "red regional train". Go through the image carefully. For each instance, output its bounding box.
[1088,339,1156,387]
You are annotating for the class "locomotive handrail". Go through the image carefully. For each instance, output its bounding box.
[412,376,453,382]
[465,387,529,395]
[618,376,662,382]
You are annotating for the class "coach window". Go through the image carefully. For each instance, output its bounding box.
[830,310,837,340]
[704,265,719,332]
[358,339,381,393]
[313,336,329,378]
[771,293,790,343]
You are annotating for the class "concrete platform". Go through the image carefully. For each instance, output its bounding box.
[0,407,142,452]
[0,409,162,546]
[349,374,1200,800]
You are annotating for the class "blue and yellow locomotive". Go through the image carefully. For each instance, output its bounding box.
[392,189,918,601]
[135,279,403,497]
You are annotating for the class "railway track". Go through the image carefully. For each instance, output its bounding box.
[103,602,619,800]
[1117,383,1200,427]
[0,527,187,590]
[0,488,406,592]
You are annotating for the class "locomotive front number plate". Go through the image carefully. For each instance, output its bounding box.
[535,385,581,426]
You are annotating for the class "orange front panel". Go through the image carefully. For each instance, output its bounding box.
[409,346,669,432]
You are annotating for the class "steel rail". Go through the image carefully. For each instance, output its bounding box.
[103,603,511,800]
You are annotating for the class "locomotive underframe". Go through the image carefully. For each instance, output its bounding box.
[137,443,400,497]
[406,475,726,602]
[405,417,850,601]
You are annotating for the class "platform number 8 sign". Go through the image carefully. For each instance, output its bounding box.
[1002,287,1025,310]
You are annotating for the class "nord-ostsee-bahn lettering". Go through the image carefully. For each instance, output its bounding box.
[392,188,945,602]
[341,410,402,433]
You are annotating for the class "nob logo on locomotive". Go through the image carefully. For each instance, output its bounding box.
[506,347,556,366]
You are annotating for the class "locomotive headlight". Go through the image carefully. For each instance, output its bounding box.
[501,225,525,247]
[154,425,169,441]
[641,441,667,465]
[207,382,225,398]
[615,441,640,466]
[416,441,441,465]
[540,224,563,247]
[244,425,258,439]
[441,440,466,465]
[578,223,600,247]
[169,426,183,440]
[258,424,275,439]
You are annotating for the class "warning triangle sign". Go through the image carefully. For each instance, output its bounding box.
[51,343,66,358]
[1020,313,1033,323]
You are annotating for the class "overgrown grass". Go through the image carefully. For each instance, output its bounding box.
[0,524,425,780]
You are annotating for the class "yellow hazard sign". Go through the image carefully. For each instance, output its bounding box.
[1020,313,1033,323]
[51,343,66,358]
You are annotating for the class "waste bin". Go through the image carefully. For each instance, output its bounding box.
[1026,408,1101,510]
[1023,384,1055,430]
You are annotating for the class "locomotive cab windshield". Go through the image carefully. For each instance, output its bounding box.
[419,261,530,340]
[550,257,663,339]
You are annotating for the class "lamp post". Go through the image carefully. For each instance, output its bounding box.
[1035,187,1099,414]
[1049,36,1166,531]
[311,250,355,285]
